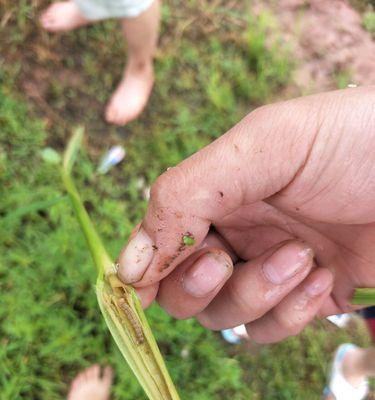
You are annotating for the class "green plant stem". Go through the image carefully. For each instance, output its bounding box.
[62,128,180,400]
[352,288,375,305]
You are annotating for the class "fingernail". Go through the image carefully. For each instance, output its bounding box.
[182,253,232,298]
[263,242,313,285]
[118,227,154,283]
[305,272,332,297]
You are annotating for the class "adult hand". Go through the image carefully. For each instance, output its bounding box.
[118,87,375,343]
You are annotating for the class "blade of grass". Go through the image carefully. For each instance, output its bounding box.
[62,127,180,400]
[0,196,66,224]
[61,127,110,278]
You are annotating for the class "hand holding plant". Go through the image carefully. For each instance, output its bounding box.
[117,87,375,343]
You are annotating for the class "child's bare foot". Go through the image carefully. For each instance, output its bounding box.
[341,348,367,388]
[40,1,90,32]
[67,364,113,400]
[105,61,154,126]
[324,344,369,400]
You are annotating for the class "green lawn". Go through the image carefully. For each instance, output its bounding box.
[0,1,373,399]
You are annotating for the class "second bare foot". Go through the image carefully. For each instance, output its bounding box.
[105,61,154,126]
[341,347,367,388]
[67,364,113,400]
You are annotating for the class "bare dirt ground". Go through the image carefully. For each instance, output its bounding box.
[251,0,375,92]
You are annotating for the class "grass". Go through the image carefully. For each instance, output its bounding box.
[0,1,373,399]
[350,0,375,37]
[364,9,375,38]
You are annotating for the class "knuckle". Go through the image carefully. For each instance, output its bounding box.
[196,312,222,331]
[157,299,191,320]
[273,311,304,337]
[247,330,270,345]
[245,326,262,343]
[169,309,193,320]
[227,281,264,321]
[150,166,186,207]
[151,171,170,199]
[157,291,191,320]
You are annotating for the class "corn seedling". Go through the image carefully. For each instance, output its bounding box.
[352,288,375,306]
[62,128,180,400]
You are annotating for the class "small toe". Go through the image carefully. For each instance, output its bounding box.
[76,371,85,381]
[82,367,92,380]
[39,4,58,27]
[102,366,114,386]
[106,107,122,125]
[91,364,100,379]
[104,104,115,123]
[85,364,98,379]
[40,13,52,27]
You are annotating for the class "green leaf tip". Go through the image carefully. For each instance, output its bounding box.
[352,288,375,305]
[63,126,84,174]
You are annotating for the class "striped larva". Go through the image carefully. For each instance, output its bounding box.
[118,298,145,345]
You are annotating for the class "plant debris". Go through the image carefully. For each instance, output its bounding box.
[182,233,195,246]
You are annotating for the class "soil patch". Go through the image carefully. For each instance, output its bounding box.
[251,0,375,92]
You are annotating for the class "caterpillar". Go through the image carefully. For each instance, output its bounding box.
[118,298,145,345]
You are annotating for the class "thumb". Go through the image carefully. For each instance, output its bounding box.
[118,94,321,286]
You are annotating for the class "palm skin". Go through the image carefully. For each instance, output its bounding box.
[215,203,375,316]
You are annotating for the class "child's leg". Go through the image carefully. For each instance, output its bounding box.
[105,0,160,125]
[40,1,90,32]
[40,0,160,126]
